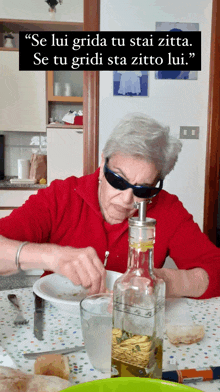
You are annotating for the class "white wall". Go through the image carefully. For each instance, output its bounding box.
[0,0,83,22]
[99,0,212,231]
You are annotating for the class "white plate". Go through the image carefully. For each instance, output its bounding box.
[33,271,122,315]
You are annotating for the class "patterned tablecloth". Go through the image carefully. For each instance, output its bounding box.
[1,287,220,391]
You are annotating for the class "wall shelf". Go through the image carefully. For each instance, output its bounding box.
[46,71,83,124]
[48,96,84,103]
[47,124,83,129]
[0,18,83,32]
[0,18,83,50]
[0,47,18,51]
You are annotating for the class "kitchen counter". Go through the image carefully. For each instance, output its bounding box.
[0,177,47,190]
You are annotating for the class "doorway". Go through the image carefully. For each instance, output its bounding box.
[203,0,220,245]
[84,0,220,244]
[83,0,100,175]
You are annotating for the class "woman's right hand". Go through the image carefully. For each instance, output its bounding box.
[0,236,106,295]
[43,244,107,295]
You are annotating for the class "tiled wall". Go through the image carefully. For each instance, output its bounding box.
[0,131,47,177]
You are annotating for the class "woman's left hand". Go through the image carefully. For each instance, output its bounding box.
[154,268,182,298]
[154,267,209,298]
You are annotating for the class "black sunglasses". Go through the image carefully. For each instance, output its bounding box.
[103,159,163,199]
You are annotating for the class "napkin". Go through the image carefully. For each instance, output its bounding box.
[165,298,193,325]
[62,110,77,124]
[164,298,195,370]
[0,345,17,368]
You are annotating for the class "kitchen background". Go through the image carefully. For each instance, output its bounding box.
[0,0,84,282]
[99,0,212,234]
[0,0,217,277]
[0,0,213,229]
[0,132,46,177]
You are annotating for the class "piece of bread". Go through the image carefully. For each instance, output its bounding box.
[0,366,31,392]
[26,375,71,391]
[0,366,71,392]
[34,354,70,380]
[166,324,205,345]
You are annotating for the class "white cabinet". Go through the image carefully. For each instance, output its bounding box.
[0,209,13,219]
[47,127,83,184]
[0,190,38,207]
[0,51,46,132]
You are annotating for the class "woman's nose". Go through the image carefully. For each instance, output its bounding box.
[120,188,134,204]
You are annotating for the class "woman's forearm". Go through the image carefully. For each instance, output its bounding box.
[185,268,209,298]
[0,235,49,275]
[182,268,209,298]
[0,235,107,294]
[154,267,209,298]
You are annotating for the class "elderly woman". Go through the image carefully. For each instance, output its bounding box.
[0,113,218,299]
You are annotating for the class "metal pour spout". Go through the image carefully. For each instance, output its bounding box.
[134,200,147,222]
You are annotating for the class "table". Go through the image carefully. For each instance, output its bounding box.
[1,287,220,391]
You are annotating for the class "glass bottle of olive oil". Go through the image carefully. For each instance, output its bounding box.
[111,201,165,379]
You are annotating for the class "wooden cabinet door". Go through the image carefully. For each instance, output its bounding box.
[0,51,46,132]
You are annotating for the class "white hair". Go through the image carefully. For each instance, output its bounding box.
[102,113,182,179]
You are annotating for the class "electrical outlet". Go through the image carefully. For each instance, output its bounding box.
[179,126,200,139]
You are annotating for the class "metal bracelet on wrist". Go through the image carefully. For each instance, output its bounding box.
[15,241,29,271]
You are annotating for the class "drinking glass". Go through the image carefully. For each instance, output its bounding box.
[80,293,112,373]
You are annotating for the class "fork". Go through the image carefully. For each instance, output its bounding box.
[8,294,29,325]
